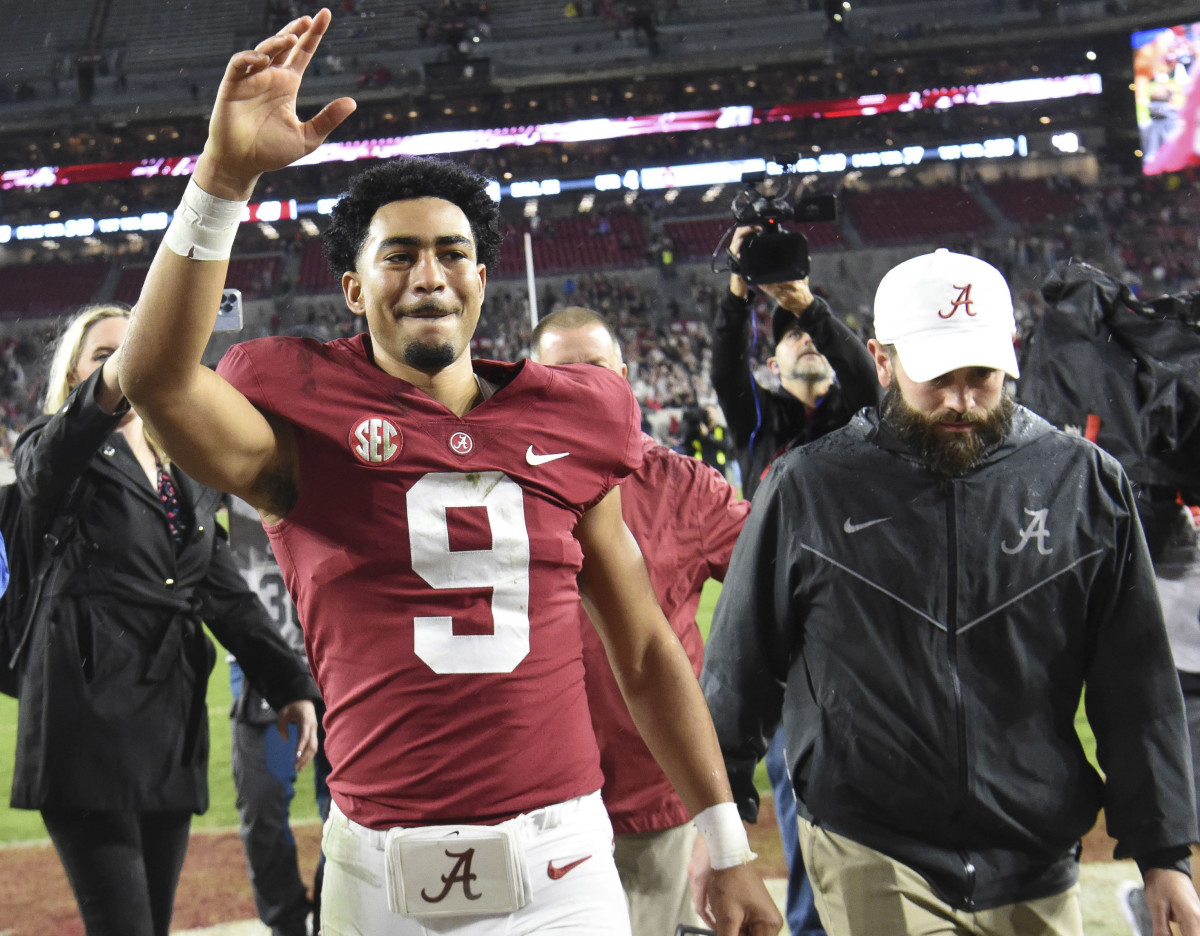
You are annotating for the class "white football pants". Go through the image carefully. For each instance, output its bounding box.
[320,791,633,935]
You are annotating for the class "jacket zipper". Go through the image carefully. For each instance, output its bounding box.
[945,481,977,908]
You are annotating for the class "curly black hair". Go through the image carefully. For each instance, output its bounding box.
[322,157,503,279]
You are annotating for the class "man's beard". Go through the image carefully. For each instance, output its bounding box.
[881,385,1015,477]
[400,300,460,371]
[789,353,833,383]
[404,339,456,371]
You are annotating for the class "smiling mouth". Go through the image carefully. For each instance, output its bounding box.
[401,303,457,320]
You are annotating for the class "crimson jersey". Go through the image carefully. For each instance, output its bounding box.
[582,434,749,834]
[217,334,642,829]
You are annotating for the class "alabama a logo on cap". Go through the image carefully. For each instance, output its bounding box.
[350,416,403,465]
[938,284,975,319]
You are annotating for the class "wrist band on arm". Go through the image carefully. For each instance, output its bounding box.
[162,178,248,262]
[694,802,757,870]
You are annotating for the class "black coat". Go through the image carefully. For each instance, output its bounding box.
[710,290,879,500]
[704,406,1195,909]
[9,367,318,812]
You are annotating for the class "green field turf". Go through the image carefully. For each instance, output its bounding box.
[0,584,1097,845]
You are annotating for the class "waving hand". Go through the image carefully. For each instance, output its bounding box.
[202,9,356,197]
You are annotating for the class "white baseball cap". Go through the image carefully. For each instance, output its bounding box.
[873,248,1019,383]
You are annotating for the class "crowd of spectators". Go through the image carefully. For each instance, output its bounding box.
[5,148,1200,461]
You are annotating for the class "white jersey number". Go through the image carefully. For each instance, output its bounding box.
[407,471,531,674]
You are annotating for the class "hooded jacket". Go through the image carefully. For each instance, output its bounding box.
[710,289,878,500]
[702,404,1196,910]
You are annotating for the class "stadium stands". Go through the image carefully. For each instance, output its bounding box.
[493,213,649,277]
[985,178,1084,225]
[113,255,284,305]
[0,260,109,320]
[0,0,1195,453]
[843,186,995,246]
[296,239,341,295]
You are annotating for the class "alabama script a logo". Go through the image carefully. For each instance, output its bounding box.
[1000,508,1053,556]
[938,284,975,319]
[421,847,482,904]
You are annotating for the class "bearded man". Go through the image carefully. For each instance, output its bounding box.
[695,249,1200,936]
[711,224,879,936]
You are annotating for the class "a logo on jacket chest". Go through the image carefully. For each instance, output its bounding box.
[1000,507,1053,556]
[350,416,403,465]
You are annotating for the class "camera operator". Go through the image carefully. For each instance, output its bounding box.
[711,225,879,500]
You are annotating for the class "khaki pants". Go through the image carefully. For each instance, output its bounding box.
[613,823,703,936]
[798,818,1083,936]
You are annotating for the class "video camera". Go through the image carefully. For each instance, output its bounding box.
[717,161,838,286]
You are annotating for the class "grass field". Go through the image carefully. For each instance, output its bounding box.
[0,581,1096,846]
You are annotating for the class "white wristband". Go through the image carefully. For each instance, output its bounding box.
[694,802,757,870]
[163,178,248,261]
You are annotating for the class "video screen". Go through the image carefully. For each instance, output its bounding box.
[1135,22,1200,174]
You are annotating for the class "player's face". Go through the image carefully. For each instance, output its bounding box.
[535,324,627,377]
[771,328,832,383]
[70,315,127,386]
[343,197,486,376]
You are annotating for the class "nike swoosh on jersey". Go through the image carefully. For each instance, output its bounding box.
[547,855,592,879]
[843,516,892,534]
[526,445,571,466]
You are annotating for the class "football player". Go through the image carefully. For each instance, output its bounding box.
[119,10,781,936]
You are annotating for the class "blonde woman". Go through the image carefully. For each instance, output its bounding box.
[9,304,320,936]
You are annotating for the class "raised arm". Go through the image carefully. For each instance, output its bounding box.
[119,10,355,513]
[575,488,781,936]
[709,227,763,448]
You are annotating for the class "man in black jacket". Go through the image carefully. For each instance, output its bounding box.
[710,225,878,935]
[699,249,1200,935]
[711,226,878,501]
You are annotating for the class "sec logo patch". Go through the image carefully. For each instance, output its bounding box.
[350,416,403,465]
